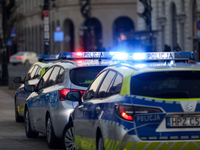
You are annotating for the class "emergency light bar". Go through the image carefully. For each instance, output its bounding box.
[38,54,58,62]
[58,52,114,60]
[112,52,195,61]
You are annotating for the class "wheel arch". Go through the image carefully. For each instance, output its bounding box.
[96,127,103,150]
[45,111,50,126]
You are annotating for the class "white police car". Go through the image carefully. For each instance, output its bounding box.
[63,52,200,150]
[24,52,118,149]
[13,54,57,122]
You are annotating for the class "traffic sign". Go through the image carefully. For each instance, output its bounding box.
[7,39,13,46]
[197,20,200,30]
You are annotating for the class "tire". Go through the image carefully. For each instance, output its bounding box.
[24,108,39,138]
[24,60,29,66]
[15,100,24,122]
[46,115,59,149]
[97,134,105,150]
[63,122,76,150]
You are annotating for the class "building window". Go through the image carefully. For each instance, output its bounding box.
[162,1,165,15]
[181,0,185,12]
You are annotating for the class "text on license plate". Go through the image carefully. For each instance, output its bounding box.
[167,117,200,127]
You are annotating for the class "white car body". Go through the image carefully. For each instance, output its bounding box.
[10,51,38,65]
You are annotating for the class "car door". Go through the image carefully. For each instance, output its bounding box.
[16,65,38,116]
[37,66,61,132]
[32,67,54,131]
[73,70,108,150]
[84,70,119,149]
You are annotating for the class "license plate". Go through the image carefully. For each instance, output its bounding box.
[166,116,200,127]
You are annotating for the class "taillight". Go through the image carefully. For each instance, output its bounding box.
[58,89,85,101]
[35,84,37,88]
[115,105,162,121]
[17,55,23,59]
[9,56,12,59]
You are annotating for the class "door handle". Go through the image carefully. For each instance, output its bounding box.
[83,107,87,112]
[45,94,49,98]
[96,106,101,111]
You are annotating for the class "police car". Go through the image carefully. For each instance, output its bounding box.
[23,52,117,149]
[63,52,200,150]
[13,54,57,122]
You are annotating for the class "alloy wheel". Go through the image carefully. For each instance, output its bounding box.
[64,125,76,150]
[46,117,52,143]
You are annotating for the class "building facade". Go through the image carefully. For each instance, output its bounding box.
[137,0,200,60]
[13,0,138,55]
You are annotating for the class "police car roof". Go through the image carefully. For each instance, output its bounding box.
[104,62,200,76]
[34,61,53,68]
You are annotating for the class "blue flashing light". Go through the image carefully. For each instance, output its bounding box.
[112,52,195,61]
[112,53,128,60]
[58,52,113,60]
[38,54,58,62]
[132,53,146,60]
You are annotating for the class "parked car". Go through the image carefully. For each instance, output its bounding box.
[13,55,57,122]
[63,52,200,150]
[24,52,117,149]
[10,51,38,66]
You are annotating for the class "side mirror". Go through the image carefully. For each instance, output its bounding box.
[13,76,24,83]
[66,91,82,105]
[24,85,35,92]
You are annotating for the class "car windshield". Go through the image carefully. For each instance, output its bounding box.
[70,66,106,87]
[131,71,200,98]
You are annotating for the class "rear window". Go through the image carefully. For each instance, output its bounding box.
[70,66,107,87]
[131,71,200,98]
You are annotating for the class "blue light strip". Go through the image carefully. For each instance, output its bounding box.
[38,54,58,61]
[58,52,114,59]
[112,52,195,61]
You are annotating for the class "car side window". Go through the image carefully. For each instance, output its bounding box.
[57,68,65,84]
[29,65,39,79]
[48,67,60,86]
[24,65,35,81]
[96,70,116,98]
[108,73,123,96]
[34,67,42,78]
[37,67,54,90]
[83,71,107,101]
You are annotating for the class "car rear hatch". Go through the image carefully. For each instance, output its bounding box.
[131,71,200,140]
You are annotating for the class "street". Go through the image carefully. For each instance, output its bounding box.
[0,86,63,150]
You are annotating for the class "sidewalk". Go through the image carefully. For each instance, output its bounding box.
[0,85,15,98]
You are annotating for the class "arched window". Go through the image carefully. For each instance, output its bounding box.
[83,18,102,52]
[113,17,135,52]
[63,19,74,52]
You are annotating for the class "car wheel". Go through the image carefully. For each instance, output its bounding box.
[24,108,39,138]
[15,100,23,122]
[24,60,29,66]
[63,122,76,150]
[46,115,59,149]
[97,134,105,150]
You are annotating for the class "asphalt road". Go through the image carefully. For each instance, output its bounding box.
[0,83,63,149]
